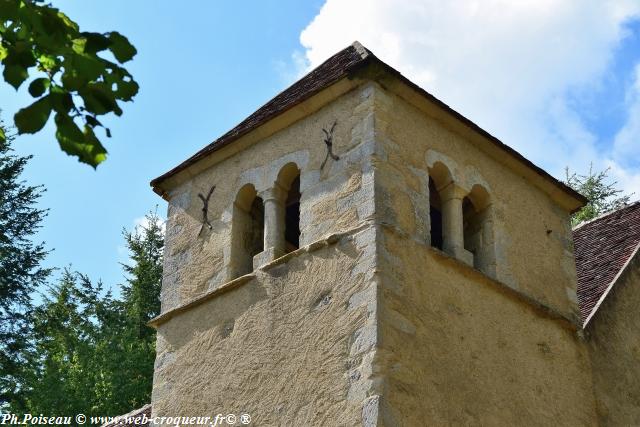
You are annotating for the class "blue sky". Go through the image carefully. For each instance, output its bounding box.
[2,1,639,290]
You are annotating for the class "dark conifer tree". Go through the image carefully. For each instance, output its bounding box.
[0,116,50,410]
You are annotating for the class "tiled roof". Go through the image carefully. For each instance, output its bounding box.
[102,404,151,427]
[574,201,640,325]
[150,42,585,208]
[150,42,371,190]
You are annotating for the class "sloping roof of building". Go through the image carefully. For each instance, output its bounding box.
[574,201,640,325]
[150,42,585,208]
[102,404,151,427]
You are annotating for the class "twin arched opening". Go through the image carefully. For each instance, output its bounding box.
[428,162,495,275]
[229,163,301,279]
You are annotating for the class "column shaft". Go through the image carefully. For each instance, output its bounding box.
[440,183,466,259]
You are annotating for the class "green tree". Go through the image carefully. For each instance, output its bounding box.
[565,164,632,226]
[21,270,110,415]
[8,213,164,416]
[0,0,138,167]
[0,114,50,410]
[114,211,164,408]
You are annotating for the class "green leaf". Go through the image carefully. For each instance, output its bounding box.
[65,53,104,81]
[49,86,74,113]
[115,79,139,101]
[14,95,52,134]
[61,69,87,91]
[0,126,5,143]
[79,84,122,116]
[108,32,136,63]
[72,37,87,54]
[54,113,107,167]
[56,10,79,33]
[81,32,111,54]
[0,0,19,20]
[38,54,58,72]
[2,63,28,89]
[28,77,50,97]
[2,42,37,88]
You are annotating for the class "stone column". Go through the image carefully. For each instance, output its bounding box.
[439,183,473,266]
[253,184,286,268]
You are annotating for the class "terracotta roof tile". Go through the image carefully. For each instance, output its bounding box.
[574,201,640,324]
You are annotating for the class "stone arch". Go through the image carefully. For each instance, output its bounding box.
[462,184,496,276]
[426,150,463,187]
[229,183,264,278]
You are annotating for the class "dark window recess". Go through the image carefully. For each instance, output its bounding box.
[429,178,443,250]
[285,176,301,252]
[249,196,264,257]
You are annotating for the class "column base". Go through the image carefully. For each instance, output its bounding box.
[253,247,285,269]
[446,245,475,267]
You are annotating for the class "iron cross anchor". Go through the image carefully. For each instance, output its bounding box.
[321,120,339,169]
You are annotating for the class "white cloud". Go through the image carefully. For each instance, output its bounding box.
[295,0,640,198]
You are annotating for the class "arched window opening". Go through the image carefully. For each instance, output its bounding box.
[462,185,494,274]
[230,184,264,278]
[429,177,443,250]
[284,175,300,252]
[275,163,301,254]
[428,162,452,251]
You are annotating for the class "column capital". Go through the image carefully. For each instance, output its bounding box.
[259,184,287,202]
[439,182,467,201]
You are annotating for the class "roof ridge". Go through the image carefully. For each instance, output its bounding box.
[573,199,640,231]
[351,40,371,59]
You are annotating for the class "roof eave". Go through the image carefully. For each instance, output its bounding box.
[151,43,586,212]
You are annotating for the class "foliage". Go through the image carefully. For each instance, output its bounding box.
[0,0,138,167]
[0,113,50,410]
[19,270,120,414]
[121,212,164,341]
[115,211,164,410]
[565,164,632,226]
[5,212,164,415]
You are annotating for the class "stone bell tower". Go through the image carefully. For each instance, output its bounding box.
[148,42,601,426]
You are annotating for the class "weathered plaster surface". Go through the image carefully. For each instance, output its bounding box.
[152,232,378,426]
[586,253,640,426]
[377,229,597,426]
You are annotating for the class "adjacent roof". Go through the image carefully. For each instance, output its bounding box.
[102,404,151,427]
[150,42,585,208]
[574,201,640,325]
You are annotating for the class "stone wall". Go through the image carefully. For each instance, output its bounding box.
[586,252,640,426]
